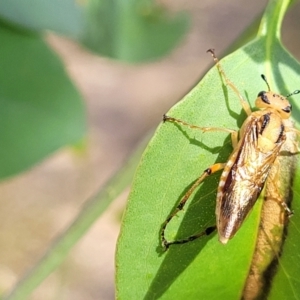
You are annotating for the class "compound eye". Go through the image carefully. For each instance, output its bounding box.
[282,105,292,113]
[257,91,270,104]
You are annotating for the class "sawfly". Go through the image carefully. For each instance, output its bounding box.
[161,49,300,250]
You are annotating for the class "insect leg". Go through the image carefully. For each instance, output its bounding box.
[163,114,236,135]
[285,126,300,135]
[267,190,294,217]
[164,114,239,148]
[285,127,300,150]
[267,186,294,216]
[265,163,293,218]
[207,48,252,116]
[161,162,225,250]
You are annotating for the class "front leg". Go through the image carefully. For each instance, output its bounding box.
[163,114,239,148]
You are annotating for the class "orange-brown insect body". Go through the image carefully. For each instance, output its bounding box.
[217,91,290,244]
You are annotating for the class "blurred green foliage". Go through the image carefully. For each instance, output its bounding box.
[83,0,189,62]
[0,0,188,178]
[0,22,85,178]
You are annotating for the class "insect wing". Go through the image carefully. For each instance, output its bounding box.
[216,114,284,243]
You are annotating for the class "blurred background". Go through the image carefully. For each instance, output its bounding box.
[1,0,300,299]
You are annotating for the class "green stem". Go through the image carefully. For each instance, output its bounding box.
[3,136,148,300]
[257,0,295,83]
[257,0,292,40]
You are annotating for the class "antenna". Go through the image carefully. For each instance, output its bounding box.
[261,74,271,91]
[287,90,300,98]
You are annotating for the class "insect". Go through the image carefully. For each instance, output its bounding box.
[161,49,300,250]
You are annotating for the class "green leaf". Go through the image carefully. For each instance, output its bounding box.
[83,0,189,62]
[0,24,85,178]
[116,0,300,298]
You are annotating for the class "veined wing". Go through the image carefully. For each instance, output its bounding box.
[216,112,285,244]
